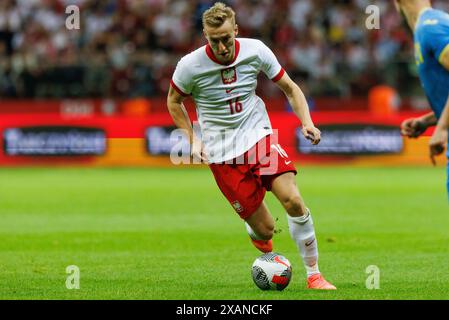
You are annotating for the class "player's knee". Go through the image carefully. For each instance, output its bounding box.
[283,195,307,216]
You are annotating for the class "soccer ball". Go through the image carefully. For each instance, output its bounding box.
[251,252,292,291]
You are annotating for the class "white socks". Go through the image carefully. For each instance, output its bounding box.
[246,210,320,277]
[245,222,263,240]
[287,209,320,276]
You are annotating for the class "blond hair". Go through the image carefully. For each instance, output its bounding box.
[202,2,236,28]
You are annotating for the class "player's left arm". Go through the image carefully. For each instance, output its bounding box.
[429,45,449,165]
[274,72,321,145]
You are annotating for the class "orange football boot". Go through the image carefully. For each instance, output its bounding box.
[251,239,273,253]
[307,274,336,290]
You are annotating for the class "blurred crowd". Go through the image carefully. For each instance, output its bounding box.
[1,0,449,100]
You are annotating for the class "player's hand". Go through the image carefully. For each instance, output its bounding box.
[302,125,321,145]
[191,138,209,164]
[429,127,448,166]
[400,118,427,138]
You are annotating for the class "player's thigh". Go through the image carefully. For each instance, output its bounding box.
[271,172,307,217]
[209,163,267,219]
[245,201,275,239]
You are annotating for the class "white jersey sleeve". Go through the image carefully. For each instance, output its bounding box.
[171,57,193,96]
[258,40,284,81]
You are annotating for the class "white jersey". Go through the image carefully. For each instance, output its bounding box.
[171,38,285,163]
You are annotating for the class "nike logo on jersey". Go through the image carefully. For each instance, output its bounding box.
[284,160,291,165]
[225,87,236,93]
[423,19,438,25]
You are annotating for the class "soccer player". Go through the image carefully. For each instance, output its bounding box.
[167,2,335,290]
[396,0,449,196]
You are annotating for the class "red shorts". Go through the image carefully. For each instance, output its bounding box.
[209,134,297,220]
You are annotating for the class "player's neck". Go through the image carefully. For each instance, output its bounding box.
[405,4,432,31]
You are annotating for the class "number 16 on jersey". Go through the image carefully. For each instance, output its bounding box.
[229,97,243,115]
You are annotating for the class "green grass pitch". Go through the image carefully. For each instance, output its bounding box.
[0,166,448,300]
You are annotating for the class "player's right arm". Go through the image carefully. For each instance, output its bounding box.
[428,43,449,164]
[166,86,207,162]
